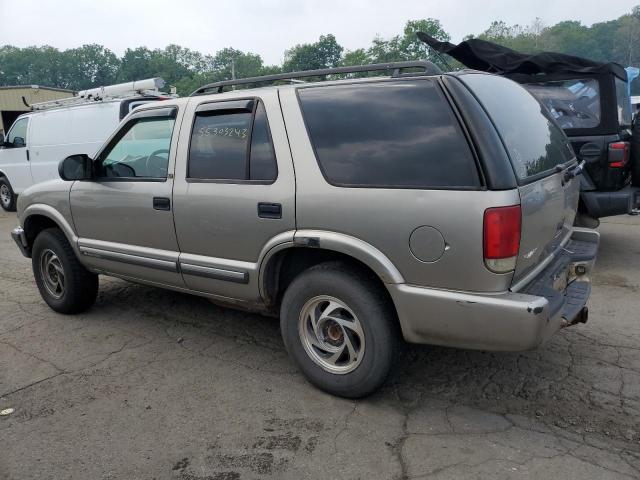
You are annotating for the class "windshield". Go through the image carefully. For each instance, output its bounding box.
[525,78,601,130]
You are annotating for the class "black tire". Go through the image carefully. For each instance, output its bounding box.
[0,176,16,212]
[280,261,400,398]
[32,228,98,314]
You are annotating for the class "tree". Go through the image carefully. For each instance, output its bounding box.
[60,44,120,89]
[366,19,451,67]
[340,48,370,66]
[282,34,343,72]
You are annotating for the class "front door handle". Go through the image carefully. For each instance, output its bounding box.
[258,202,282,219]
[153,197,171,211]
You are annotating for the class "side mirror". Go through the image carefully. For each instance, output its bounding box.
[59,154,92,181]
[12,136,25,148]
[0,132,4,145]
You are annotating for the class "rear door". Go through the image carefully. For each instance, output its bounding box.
[461,73,580,281]
[171,91,295,300]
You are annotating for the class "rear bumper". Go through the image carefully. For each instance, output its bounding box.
[11,226,31,258]
[581,185,640,218]
[388,228,599,351]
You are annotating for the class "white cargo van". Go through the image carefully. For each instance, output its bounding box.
[0,78,172,211]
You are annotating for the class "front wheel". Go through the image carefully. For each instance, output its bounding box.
[32,228,99,313]
[0,177,16,212]
[280,262,400,398]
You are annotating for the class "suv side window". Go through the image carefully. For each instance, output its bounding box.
[297,80,480,189]
[95,112,176,180]
[7,117,29,147]
[188,100,277,182]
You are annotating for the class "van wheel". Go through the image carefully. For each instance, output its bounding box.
[0,177,16,212]
[280,262,400,398]
[32,228,99,314]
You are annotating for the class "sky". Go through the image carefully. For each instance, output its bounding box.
[0,0,637,65]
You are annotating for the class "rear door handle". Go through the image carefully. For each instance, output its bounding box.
[153,197,171,211]
[257,202,282,219]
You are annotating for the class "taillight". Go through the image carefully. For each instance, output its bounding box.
[608,141,629,168]
[483,205,521,273]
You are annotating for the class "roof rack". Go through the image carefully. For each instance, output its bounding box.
[24,78,174,111]
[191,60,442,96]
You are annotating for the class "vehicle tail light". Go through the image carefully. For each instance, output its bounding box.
[608,141,629,168]
[483,205,521,273]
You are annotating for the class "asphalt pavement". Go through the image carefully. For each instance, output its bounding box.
[1,210,639,479]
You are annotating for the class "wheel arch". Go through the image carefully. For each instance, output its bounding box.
[22,204,80,256]
[259,230,404,313]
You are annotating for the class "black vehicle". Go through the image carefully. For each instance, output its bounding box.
[419,33,640,225]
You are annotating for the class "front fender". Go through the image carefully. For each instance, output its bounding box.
[22,203,80,257]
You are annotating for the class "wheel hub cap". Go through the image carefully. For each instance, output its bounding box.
[39,249,65,299]
[298,295,365,374]
[0,184,10,206]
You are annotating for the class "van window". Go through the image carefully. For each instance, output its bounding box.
[188,101,277,182]
[7,117,29,145]
[297,80,480,188]
[525,78,601,130]
[463,74,575,182]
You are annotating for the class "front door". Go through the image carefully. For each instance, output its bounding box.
[172,92,296,300]
[0,117,33,192]
[69,106,185,288]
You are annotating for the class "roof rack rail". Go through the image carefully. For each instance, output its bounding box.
[191,60,441,96]
[25,78,174,111]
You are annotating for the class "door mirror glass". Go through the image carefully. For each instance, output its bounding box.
[59,154,92,181]
[12,136,25,148]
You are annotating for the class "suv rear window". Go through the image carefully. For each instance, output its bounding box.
[462,74,575,182]
[298,80,480,189]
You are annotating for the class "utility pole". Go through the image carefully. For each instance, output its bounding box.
[231,58,236,90]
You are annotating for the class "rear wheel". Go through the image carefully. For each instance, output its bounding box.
[32,228,99,313]
[280,262,400,398]
[0,177,16,212]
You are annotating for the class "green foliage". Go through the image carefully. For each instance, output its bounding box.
[3,8,640,95]
[283,34,343,72]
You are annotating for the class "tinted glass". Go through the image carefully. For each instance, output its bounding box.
[615,77,633,127]
[525,79,601,129]
[249,102,278,181]
[96,116,175,179]
[463,74,575,181]
[189,111,251,179]
[298,80,479,188]
[188,101,277,182]
[8,117,28,145]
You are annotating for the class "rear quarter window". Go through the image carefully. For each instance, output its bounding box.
[461,74,575,182]
[297,79,480,189]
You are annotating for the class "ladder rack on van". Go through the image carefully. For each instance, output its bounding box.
[24,78,174,111]
[191,61,442,96]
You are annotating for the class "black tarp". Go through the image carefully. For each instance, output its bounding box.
[417,32,627,81]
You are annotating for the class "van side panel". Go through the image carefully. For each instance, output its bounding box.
[29,102,121,185]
